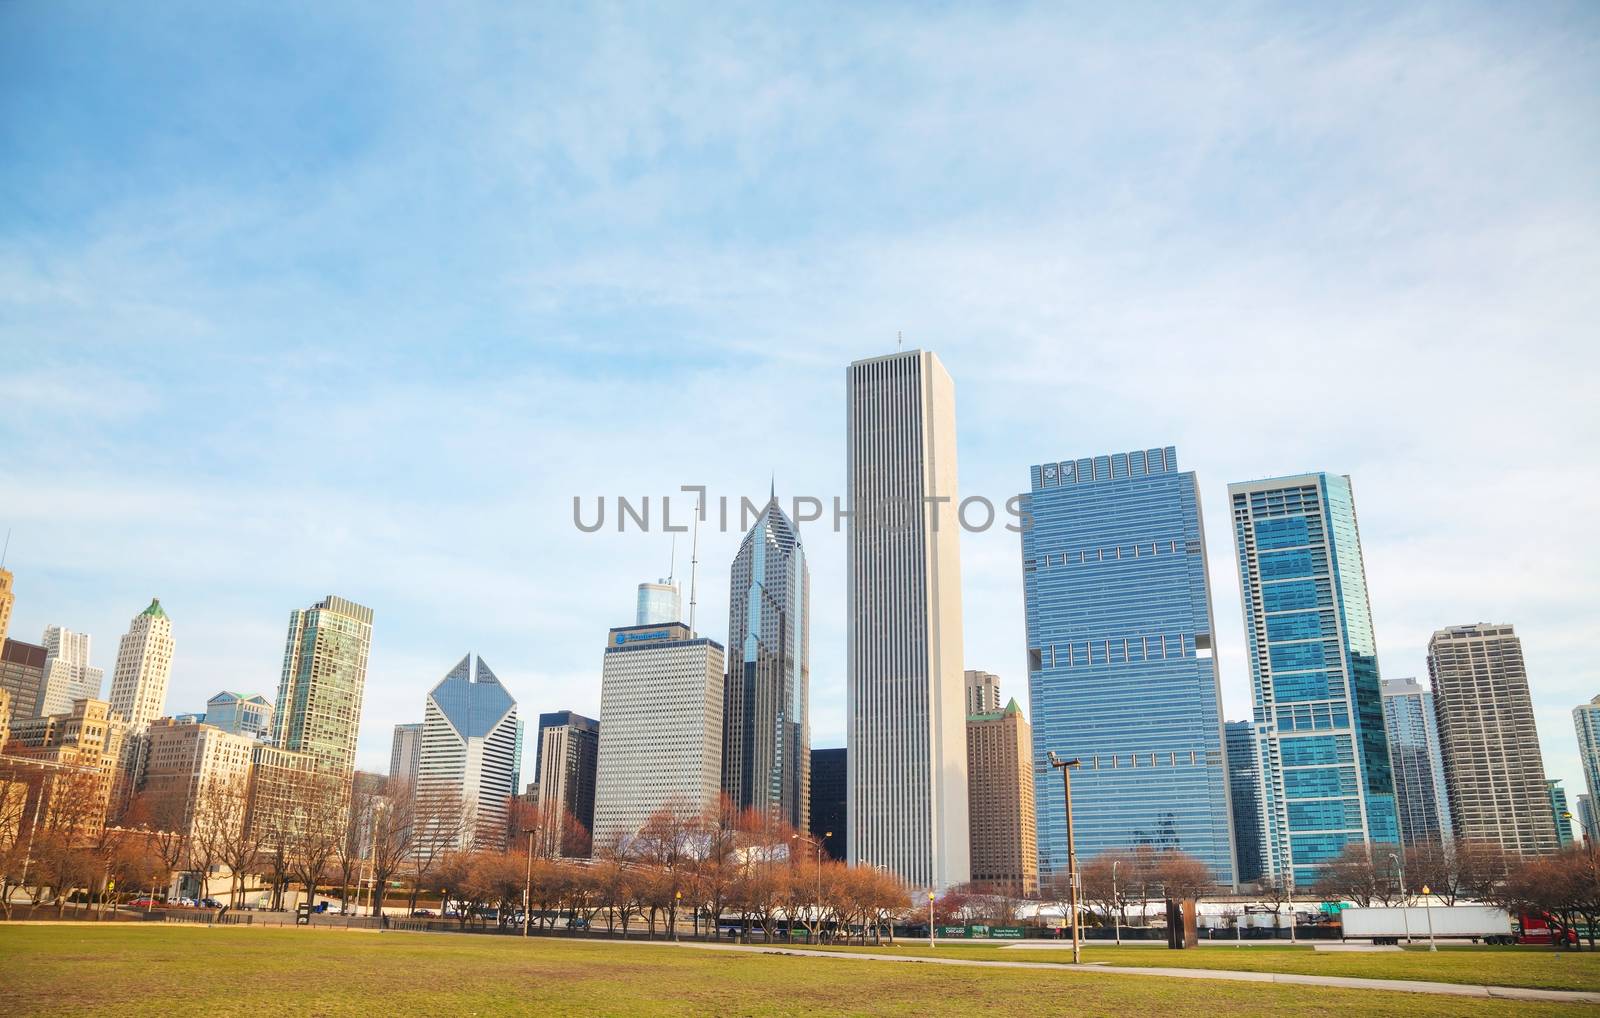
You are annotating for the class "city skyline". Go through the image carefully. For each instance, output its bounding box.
[2,4,1595,808]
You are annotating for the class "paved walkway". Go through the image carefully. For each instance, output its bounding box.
[673,940,1600,1005]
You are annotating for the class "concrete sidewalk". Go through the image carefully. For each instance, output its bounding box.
[673,940,1600,1005]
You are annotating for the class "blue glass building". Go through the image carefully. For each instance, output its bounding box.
[1228,473,1398,888]
[1226,721,1264,882]
[1381,677,1452,846]
[1022,447,1237,887]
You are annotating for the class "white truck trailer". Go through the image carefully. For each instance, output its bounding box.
[1338,905,1515,945]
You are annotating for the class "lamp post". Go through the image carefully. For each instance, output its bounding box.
[928,892,935,948]
[522,827,536,937]
[674,890,682,942]
[1286,870,1296,945]
[1388,851,1412,944]
[1421,884,1437,951]
[1047,752,1083,964]
[1111,860,1121,947]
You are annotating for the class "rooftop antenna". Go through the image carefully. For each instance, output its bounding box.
[897,330,903,351]
[688,492,702,635]
[667,532,677,586]
[0,528,9,568]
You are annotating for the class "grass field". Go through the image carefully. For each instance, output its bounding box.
[804,939,1600,992]
[0,925,1593,1017]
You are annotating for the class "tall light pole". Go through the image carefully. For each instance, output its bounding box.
[1111,860,1121,947]
[1047,752,1082,964]
[1420,884,1437,951]
[1286,869,1296,944]
[522,828,536,937]
[1388,851,1411,944]
[928,891,935,948]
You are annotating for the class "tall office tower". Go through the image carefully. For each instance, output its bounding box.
[0,638,48,719]
[1573,695,1600,836]
[204,691,272,738]
[1381,677,1453,846]
[0,688,10,749]
[1229,473,1397,887]
[809,747,846,860]
[846,349,969,891]
[592,622,724,850]
[139,717,255,841]
[964,670,1002,715]
[271,595,373,778]
[722,492,811,832]
[390,722,424,787]
[0,566,14,648]
[1427,623,1558,856]
[415,654,521,853]
[965,698,1039,896]
[108,599,175,732]
[1549,780,1575,847]
[7,698,127,833]
[1578,794,1598,846]
[1025,448,1236,886]
[534,711,599,853]
[636,582,681,626]
[1225,721,1264,884]
[37,626,106,718]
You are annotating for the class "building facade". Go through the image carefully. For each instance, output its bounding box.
[416,654,522,853]
[205,691,272,738]
[722,493,811,833]
[390,722,423,788]
[1229,472,1398,887]
[846,349,969,891]
[965,699,1038,897]
[107,599,175,733]
[964,670,1002,716]
[1578,794,1598,846]
[534,711,599,854]
[38,626,104,718]
[271,595,373,777]
[1381,677,1453,846]
[1573,696,1600,840]
[1549,780,1575,847]
[7,698,127,833]
[592,622,724,851]
[1427,623,1557,856]
[636,582,681,626]
[1025,447,1236,886]
[139,717,255,838]
[1226,721,1264,884]
[809,747,846,860]
[0,566,13,647]
[0,638,47,720]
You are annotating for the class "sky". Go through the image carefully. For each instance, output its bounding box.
[2,3,1597,800]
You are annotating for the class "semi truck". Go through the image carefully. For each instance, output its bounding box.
[1338,905,1516,945]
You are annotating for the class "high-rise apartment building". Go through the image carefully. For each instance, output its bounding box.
[846,349,969,891]
[965,698,1038,897]
[810,747,846,861]
[722,493,810,832]
[0,638,48,720]
[139,717,255,838]
[1025,448,1236,886]
[593,622,724,851]
[1229,472,1397,887]
[964,670,1002,715]
[271,595,372,778]
[1549,780,1574,847]
[1578,794,1598,846]
[1225,721,1264,884]
[1427,623,1557,856]
[108,599,174,732]
[534,711,599,854]
[416,655,521,853]
[390,722,424,788]
[37,626,105,718]
[1381,677,1453,846]
[636,582,681,626]
[1573,695,1600,839]
[205,691,272,738]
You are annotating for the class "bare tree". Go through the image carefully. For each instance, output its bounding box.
[407,786,468,913]
[286,771,350,911]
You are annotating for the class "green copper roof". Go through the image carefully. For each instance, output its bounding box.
[141,597,167,619]
[967,698,1025,724]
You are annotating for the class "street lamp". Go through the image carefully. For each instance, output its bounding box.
[928,891,935,948]
[1388,851,1412,944]
[522,828,537,937]
[1420,884,1438,951]
[1286,869,1296,945]
[1111,859,1121,947]
[1047,752,1083,964]
[674,890,682,942]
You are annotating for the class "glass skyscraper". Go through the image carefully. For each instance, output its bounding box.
[1022,447,1236,886]
[272,594,373,778]
[1226,721,1264,883]
[1228,473,1397,888]
[1381,677,1452,846]
[1573,696,1600,839]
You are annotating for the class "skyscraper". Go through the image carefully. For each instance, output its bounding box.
[1225,721,1264,884]
[1578,794,1598,846]
[416,654,521,852]
[1025,448,1236,886]
[722,492,810,832]
[108,599,174,732]
[592,622,724,850]
[0,566,14,647]
[846,349,969,891]
[37,626,105,718]
[1573,695,1600,838]
[1381,677,1453,846]
[964,670,1002,715]
[1229,473,1397,887]
[204,691,272,738]
[534,711,599,855]
[271,595,373,778]
[0,638,47,719]
[636,582,681,626]
[966,698,1038,896]
[809,747,846,861]
[1427,623,1557,856]
[390,722,424,788]
[1548,780,1575,847]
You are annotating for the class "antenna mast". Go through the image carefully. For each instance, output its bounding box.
[667,532,677,585]
[688,494,702,634]
[0,529,9,568]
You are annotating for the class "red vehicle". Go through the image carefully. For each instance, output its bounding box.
[126,897,161,909]
[1517,913,1579,946]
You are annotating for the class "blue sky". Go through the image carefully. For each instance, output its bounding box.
[2,3,1597,797]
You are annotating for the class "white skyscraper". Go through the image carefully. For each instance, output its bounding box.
[390,722,424,788]
[37,625,105,717]
[108,599,174,731]
[846,349,969,891]
[593,622,724,851]
[963,670,1002,717]
[415,655,521,852]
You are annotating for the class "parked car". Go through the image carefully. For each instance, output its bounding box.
[127,897,160,908]
[411,909,435,917]
[200,898,223,909]
[566,918,590,930]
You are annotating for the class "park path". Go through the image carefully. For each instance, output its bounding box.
[671,940,1600,1006]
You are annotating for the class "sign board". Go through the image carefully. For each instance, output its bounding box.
[937,925,968,938]
[295,903,312,926]
[990,927,1025,939]
[968,924,990,938]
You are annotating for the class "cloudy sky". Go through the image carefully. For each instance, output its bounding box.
[2,3,1596,798]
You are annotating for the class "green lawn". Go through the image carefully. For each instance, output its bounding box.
[0,925,1591,1017]
[801,939,1600,992]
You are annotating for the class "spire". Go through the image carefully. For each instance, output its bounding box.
[141,597,167,619]
[770,472,777,503]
